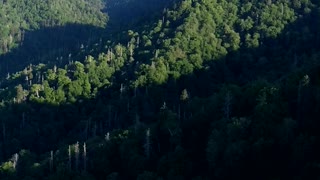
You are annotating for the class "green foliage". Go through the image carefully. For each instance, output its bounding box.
[0,0,319,179]
[0,0,107,55]
[0,161,15,174]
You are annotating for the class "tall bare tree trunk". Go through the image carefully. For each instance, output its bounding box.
[68,145,72,171]
[83,143,87,172]
[75,142,79,172]
[50,150,53,172]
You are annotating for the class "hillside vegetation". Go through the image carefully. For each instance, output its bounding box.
[0,0,319,179]
[0,0,107,75]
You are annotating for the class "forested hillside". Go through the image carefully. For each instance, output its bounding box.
[0,0,107,75]
[0,0,320,179]
[0,0,106,55]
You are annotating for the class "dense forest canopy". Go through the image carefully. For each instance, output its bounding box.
[0,0,319,179]
[0,0,107,55]
[0,0,107,76]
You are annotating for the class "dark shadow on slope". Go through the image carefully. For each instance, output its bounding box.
[70,7,320,179]
[104,0,175,32]
[164,7,320,180]
[0,5,319,180]
[0,24,106,78]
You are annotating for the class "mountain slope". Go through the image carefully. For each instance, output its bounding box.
[0,0,319,179]
[0,0,106,55]
[0,0,107,76]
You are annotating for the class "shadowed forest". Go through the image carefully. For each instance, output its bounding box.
[0,0,320,179]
